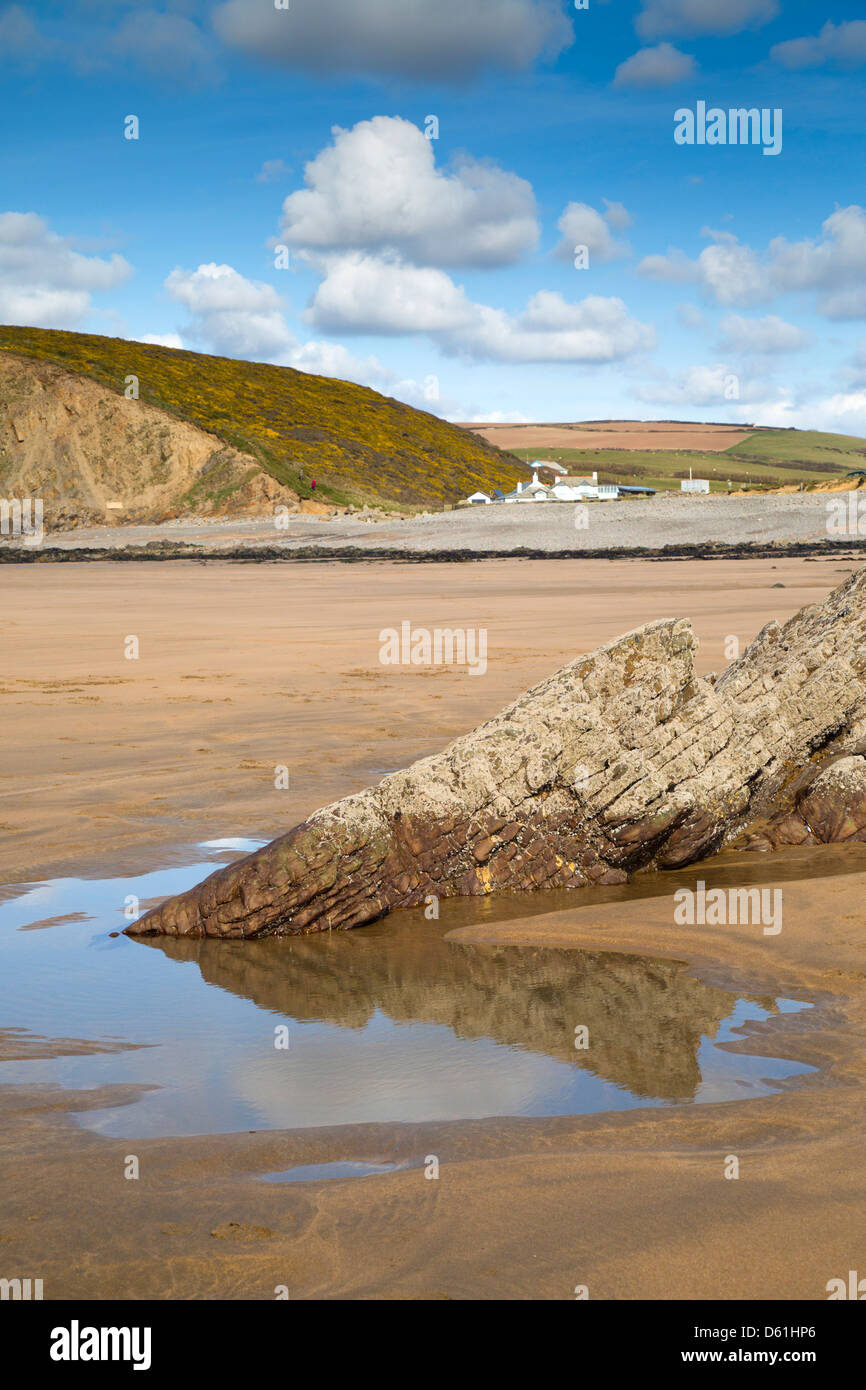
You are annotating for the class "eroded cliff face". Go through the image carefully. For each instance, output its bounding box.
[0,351,298,528]
[127,570,866,940]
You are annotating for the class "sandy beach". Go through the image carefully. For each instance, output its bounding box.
[2,556,866,1299]
[1,555,853,883]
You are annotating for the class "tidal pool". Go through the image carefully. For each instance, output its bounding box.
[0,843,814,1139]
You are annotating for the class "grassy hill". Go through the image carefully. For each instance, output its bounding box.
[0,326,522,511]
[507,429,866,493]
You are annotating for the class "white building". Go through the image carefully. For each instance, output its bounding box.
[467,491,492,504]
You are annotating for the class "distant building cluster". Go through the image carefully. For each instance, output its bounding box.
[466,461,657,505]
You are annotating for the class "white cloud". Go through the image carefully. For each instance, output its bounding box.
[307,254,474,335]
[463,410,534,424]
[159,260,464,415]
[164,262,294,357]
[635,0,778,41]
[771,21,866,72]
[636,363,774,406]
[553,201,632,263]
[718,314,812,354]
[280,117,538,269]
[464,291,655,363]
[766,206,866,318]
[757,391,866,435]
[213,0,573,82]
[640,208,866,318]
[614,43,697,88]
[639,229,768,306]
[305,252,654,363]
[137,332,184,349]
[0,211,131,328]
[602,200,633,233]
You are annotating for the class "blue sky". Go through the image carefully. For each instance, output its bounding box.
[3,0,866,429]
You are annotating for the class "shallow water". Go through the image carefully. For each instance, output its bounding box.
[0,841,819,1139]
[262,1160,406,1183]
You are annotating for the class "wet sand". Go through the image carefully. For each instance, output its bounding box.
[3,860,866,1299]
[2,554,865,1299]
[0,555,852,883]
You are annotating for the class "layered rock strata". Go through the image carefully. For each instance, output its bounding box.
[128,570,866,939]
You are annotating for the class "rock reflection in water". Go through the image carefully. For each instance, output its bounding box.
[147,915,778,1103]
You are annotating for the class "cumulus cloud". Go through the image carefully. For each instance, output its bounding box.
[602,200,633,233]
[614,42,696,88]
[0,211,131,328]
[718,314,812,354]
[757,391,866,435]
[766,206,866,318]
[137,332,184,349]
[471,291,654,364]
[635,0,778,41]
[164,262,295,358]
[639,208,866,319]
[279,117,538,269]
[213,0,573,83]
[159,260,463,412]
[307,255,473,336]
[639,229,768,306]
[771,21,866,72]
[553,201,632,263]
[305,252,654,363]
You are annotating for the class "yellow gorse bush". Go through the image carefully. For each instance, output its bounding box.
[0,326,523,510]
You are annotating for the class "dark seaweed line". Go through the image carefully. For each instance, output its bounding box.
[2,540,866,565]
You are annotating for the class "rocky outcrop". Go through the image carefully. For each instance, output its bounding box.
[737,756,866,850]
[127,570,866,940]
[0,351,298,528]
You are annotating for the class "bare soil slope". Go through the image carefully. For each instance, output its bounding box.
[0,352,298,528]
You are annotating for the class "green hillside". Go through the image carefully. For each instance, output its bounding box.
[0,326,522,510]
[508,428,866,494]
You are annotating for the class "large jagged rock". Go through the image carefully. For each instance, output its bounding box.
[127,570,866,939]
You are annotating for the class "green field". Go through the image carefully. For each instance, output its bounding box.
[509,430,866,494]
